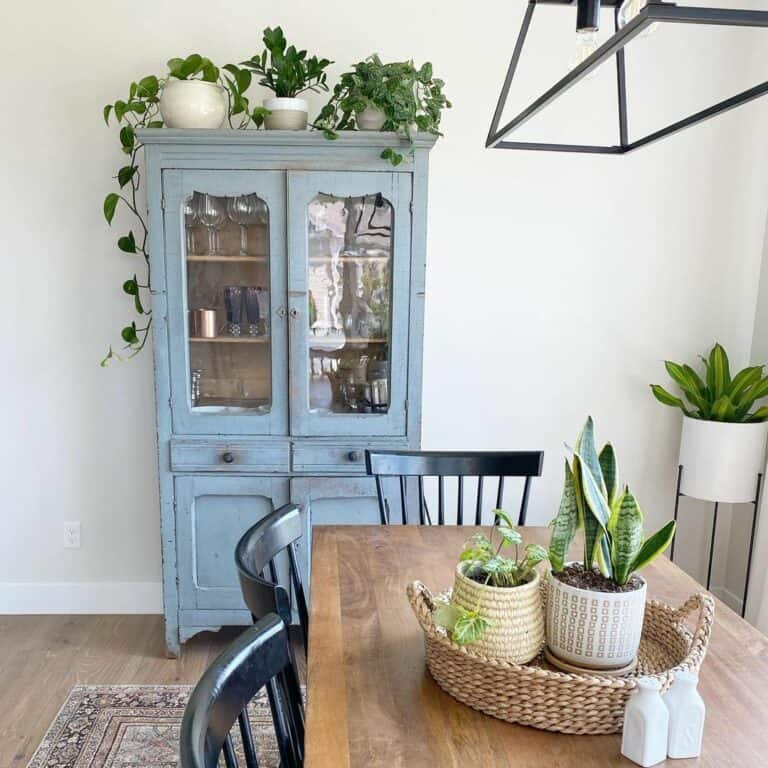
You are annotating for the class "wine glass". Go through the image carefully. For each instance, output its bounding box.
[196,194,226,255]
[184,194,199,255]
[226,195,260,256]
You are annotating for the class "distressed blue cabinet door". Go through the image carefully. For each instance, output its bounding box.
[287,172,412,437]
[162,170,288,436]
[175,475,289,610]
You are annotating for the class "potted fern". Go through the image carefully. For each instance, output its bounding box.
[432,511,547,663]
[651,343,768,503]
[547,417,676,671]
[241,26,332,130]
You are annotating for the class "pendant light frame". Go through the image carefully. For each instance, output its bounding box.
[486,0,768,154]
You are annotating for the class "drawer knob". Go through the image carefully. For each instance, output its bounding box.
[222,451,235,464]
[348,450,361,462]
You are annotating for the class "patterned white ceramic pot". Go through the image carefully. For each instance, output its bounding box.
[159,80,227,129]
[263,97,308,130]
[451,562,544,663]
[546,566,647,669]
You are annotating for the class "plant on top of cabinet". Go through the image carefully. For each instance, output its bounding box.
[100,55,261,365]
[241,26,333,131]
[651,343,768,502]
[546,416,675,670]
[432,510,547,663]
[314,55,451,166]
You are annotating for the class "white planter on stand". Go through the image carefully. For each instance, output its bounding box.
[159,80,227,129]
[679,416,768,503]
[263,97,308,130]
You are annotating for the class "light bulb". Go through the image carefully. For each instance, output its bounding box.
[569,30,599,78]
[618,0,658,38]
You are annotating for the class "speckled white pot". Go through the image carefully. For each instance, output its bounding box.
[159,80,227,129]
[356,105,386,130]
[546,566,647,669]
[263,97,308,130]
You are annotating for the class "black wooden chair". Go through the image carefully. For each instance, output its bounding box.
[180,614,304,768]
[235,503,309,656]
[365,449,544,526]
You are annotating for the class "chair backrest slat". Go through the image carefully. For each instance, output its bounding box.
[365,450,544,527]
[236,504,309,656]
[180,615,303,768]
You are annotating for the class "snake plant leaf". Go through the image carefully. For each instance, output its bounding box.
[593,530,613,579]
[630,520,676,575]
[746,406,768,423]
[708,343,730,400]
[650,385,695,417]
[549,460,579,572]
[611,487,645,585]
[576,417,607,500]
[710,395,736,422]
[575,451,611,530]
[599,443,619,508]
[583,508,601,571]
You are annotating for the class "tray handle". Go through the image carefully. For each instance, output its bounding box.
[669,592,715,665]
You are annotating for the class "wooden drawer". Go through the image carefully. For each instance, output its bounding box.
[291,443,369,473]
[170,438,290,473]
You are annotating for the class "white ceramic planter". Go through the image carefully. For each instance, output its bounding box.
[451,563,544,663]
[263,97,308,130]
[546,567,647,669]
[356,105,386,130]
[159,80,227,129]
[679,416,768,503]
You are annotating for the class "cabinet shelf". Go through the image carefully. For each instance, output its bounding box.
[309,337,387,347]
[309,256,389,264]
[190,336,270,344]
[187,255,267,263]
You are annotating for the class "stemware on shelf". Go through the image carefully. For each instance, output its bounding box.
[196,194,226,255]
[223,286,243,336]
[244,286,262,336]
[184,194,199,255]
[226,195,261,256]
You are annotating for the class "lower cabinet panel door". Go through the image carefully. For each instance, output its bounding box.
[175,475,290,611]
[290,476,386,600]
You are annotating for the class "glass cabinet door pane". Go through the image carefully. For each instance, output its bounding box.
[307,193,392,415]
[185,191,272,413]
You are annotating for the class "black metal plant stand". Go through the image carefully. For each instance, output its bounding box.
[671,464,763,618]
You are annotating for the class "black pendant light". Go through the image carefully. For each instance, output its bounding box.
[486,0,768,154]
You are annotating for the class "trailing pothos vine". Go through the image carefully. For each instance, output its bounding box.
[100,54,263,366]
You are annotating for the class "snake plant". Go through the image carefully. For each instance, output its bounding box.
[651,342,768,422]
[549,417,676,586]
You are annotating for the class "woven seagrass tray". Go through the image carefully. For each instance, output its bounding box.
[407,580,715,735]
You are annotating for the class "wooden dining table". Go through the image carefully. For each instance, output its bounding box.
[304,524,768,767]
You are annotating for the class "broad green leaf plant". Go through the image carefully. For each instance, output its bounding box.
[100,54,264,365]
[433,511,548,645]
[651,342,768,423]
[549,417,676,586]
[314,55,451,166]
[241,27,332,98]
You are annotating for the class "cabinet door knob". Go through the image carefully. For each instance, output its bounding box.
[275,307,287,318]
[289,307,299,319]
[222,451,235,464]
[348,450,361,462]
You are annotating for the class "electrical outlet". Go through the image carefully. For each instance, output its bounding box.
[64,521,81,549]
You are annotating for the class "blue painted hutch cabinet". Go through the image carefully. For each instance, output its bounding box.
[139,130,435,655]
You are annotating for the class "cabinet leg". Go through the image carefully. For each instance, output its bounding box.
[165,619,181,659]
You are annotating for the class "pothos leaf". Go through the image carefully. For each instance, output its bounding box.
[103,193,120,224]
[118,231,137,253]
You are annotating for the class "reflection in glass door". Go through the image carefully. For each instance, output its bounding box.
[307,193,392,415]
[185,191,272,413]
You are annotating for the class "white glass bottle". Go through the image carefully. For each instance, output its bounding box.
[621,677,669,767]
[664,670,706,759]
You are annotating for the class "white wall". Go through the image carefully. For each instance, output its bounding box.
[1,0,767,611]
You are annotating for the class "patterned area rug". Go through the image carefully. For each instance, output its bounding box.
[27,685,282,767]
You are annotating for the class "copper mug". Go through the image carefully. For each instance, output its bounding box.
[190,308,217,338]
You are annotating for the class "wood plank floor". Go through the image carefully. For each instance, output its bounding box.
[0,615,242,767]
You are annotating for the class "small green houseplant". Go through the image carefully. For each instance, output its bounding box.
[241,26,332,130]
[651,343,768,503]
[100,55,260,365]
[314,55,451,166]
[546,417,675,669]
[433,510,547,662]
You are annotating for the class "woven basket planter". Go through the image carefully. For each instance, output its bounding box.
[408,580,714,735]
[451,563,544,663]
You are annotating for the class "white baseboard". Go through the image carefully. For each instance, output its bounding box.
[711,585,744,614]
[0,581,163,614]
